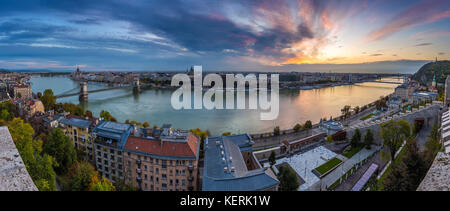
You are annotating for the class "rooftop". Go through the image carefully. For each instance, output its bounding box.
[124,133,199,160]
[60,117,92,129]
[93,121,133,149]
[202,134,279,191]
[0,126,37,191]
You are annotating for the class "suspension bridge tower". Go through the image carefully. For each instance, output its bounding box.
[79,82,88,102]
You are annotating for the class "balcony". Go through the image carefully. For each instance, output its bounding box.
[136,176,142,182]
[136,168,142,174]
[136,159,141,165]
[188,176,193,181]
[188,186,194,191]
[188,165,194,171]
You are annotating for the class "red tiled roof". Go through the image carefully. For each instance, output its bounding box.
[125,133,199,158]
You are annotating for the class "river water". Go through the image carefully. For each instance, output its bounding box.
[30,76,401,136]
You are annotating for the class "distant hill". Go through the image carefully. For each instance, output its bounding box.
[412,60,450,84]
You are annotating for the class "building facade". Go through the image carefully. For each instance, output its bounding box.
[60,115,98,163]
[92,121,133,182]
[12,84,32,99]
[123,129,200,191]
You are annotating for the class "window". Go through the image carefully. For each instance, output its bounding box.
[162,184,167,190]
[144,165,147,171]
[162,174,167,180]
[118,164,122,170]
[156,168,159,174]
[182,180,186,186]
[155,159,159,164]
[144,174,148,180]
[150,166,153,172]
[150,158,153,164]
[110,149,114,153]
[117,151,122,155]
[150,176,153,181]
[189,161,193,166]
[103,154,108,158]
[162,160,167,170]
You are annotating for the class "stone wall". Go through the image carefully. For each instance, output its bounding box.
[0,126,38,191]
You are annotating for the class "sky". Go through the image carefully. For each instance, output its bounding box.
[0,0,449,73]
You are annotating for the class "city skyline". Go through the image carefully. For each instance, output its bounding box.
[0,0,449,73]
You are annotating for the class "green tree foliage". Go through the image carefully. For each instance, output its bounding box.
[277,165,299,191]
[44,128,77,174]
[84,110,93,118]
[55,103,84,116]
[383,140,428,191]
[100,110,116,122]
[380,120,410,162]
[0,101,14,121]
[350,128,361,148]
[66,161,97,191]
[114,180,138,191]
[341,105,351,119]
[221,132,231,136]
[303,120,313,130]
[273,126,280,136]
[326,135,333,144]
[190,128,210,159]
[354,106,360,114]
[89,176,116,191]
[8,118,57,191]
[363,129,374,149]
[40,89,56,111]
[143,121,150,128]
[269,151,276,166]
[293,123,301,132]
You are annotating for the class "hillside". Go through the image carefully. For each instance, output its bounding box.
[411,60,450,84]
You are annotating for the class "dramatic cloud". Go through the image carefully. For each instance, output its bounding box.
[365,0,450,42]
[0,0,448,72]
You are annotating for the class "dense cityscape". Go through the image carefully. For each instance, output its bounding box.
[0,59,448,191]
[0,2,449,207]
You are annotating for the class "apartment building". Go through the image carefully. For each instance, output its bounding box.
[12,84,32,99]
[59,115,98,163]
[123,126,200,191]
[92,121,133,182]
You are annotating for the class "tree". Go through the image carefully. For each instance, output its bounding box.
[221,132,231,136]
[269,151,276,167]
[143,121,150,128]
[375,96,387,110]
[66,161,98,191]
[114,180,138,191]
[89,176,116,191]
[273,126,280,136]
[40,89,56,111]
[190,128,210,159]
[293,123,301,132]
[44,128,77,174]
[354,106,360,114]
[401,140,428,190]
[303,120,312,130]
[84,110,93,118]
[341,105,351,119]
[380,120,410,162]
[363,129,374,149]
[100,110,114,121]
[8,118,57,191]
[326,135,333,144]
[382,163,409,191]
[350,128,361,148]
[277,165,299,191]
[424,122,441,164]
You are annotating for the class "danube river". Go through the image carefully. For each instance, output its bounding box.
[30,76,401,136]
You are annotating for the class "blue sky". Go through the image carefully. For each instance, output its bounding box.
[0,0,449,73]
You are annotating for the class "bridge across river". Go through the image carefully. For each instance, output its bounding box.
[56,80,142,101]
